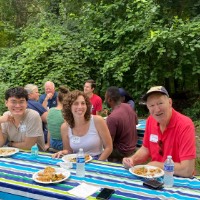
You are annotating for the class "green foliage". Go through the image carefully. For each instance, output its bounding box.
[0,16,90,90]
[182,98,200,121]
[0,21,16,48]
[0,0,200,117]
[77,0,200,112]
[0,82,11,115]
[155,0,200,19]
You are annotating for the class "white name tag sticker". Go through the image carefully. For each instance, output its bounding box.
[150,134,158,143]
[72,136,80,144]
[19,125,26,133]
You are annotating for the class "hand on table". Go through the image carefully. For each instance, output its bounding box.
[52,151,63,159]
[52,150,69,159]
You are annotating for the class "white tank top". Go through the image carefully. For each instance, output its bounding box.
[68,116,103,156]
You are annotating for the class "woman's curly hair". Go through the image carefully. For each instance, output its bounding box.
[62,90,91,128]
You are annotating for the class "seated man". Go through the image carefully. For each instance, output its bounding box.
[38,81,58,110]
[119,87,135,110]
[0,87,45,151]
[123,86,196,178]
[24,84,48,143]
[84,79,102,115]
[105,86,138,162]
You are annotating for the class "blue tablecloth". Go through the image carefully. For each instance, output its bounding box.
[0,150,200,200]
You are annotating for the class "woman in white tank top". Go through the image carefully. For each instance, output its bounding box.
[52,90,112,161]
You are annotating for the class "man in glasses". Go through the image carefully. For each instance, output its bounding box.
[0,87,45,151]
[123,86,196,178]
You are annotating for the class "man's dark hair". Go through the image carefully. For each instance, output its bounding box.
[106,86,121,103]
[85,79,96,89]
[5,87,28,101]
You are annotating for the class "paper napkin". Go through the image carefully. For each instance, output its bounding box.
[68,183,101,199]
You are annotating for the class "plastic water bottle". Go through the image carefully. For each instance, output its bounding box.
[31,144,38,158]
[76,148,85,177]
[163,155,174,187]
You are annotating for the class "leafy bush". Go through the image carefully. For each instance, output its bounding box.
[0,0,200,113]
[0,82,11,115]
[182,98,200,121]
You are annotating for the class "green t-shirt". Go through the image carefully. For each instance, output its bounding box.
[47,108,64,140]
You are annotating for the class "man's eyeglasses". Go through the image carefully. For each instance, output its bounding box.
[9,100,26,106]
[158,140,163,156]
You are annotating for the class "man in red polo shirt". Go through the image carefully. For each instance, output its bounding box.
[123,86,196,178]
[84,79,102,115]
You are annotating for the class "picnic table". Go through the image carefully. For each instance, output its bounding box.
[1,149,200,199]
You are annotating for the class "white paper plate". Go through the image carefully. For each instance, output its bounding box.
[129,165,164,178]
[0,147,19,157]
[32,167,70,184]
[62,154,92,163]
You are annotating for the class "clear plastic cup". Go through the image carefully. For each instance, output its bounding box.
[58,161,73,170]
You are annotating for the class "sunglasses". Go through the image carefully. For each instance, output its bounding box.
[158,140,163,156]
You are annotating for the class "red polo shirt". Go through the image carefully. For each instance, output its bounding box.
[143,109,196,163]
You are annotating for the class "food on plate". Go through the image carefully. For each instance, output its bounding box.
[36,167,65,182]
[43,166,56,174]
[133,167,148,175]
[133,166,162,177]
[0,148,16,155]
[149,167,162,174]
[69,154,90,162]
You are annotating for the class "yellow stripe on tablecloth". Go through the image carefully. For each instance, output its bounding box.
[0,177,97,199]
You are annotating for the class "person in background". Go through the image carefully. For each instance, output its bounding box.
[105,86,138,163]
[39,81,57,109]
[119,87,135,110]
[45,86,70,151]
[83,79,102,115]
[0,87,45,151]
[24,84,48,143]
[123,86,196,178]
[52,90,112,160]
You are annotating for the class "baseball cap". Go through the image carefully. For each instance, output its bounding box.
[142,86,169,101]
[118,88,126,96]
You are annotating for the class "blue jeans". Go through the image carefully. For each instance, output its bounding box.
[50,138,63,150]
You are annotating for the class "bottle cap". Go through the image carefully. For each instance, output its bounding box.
[167,155,172,159]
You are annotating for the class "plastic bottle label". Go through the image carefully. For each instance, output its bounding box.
[77,157,85,163]
[164,165,174,172]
